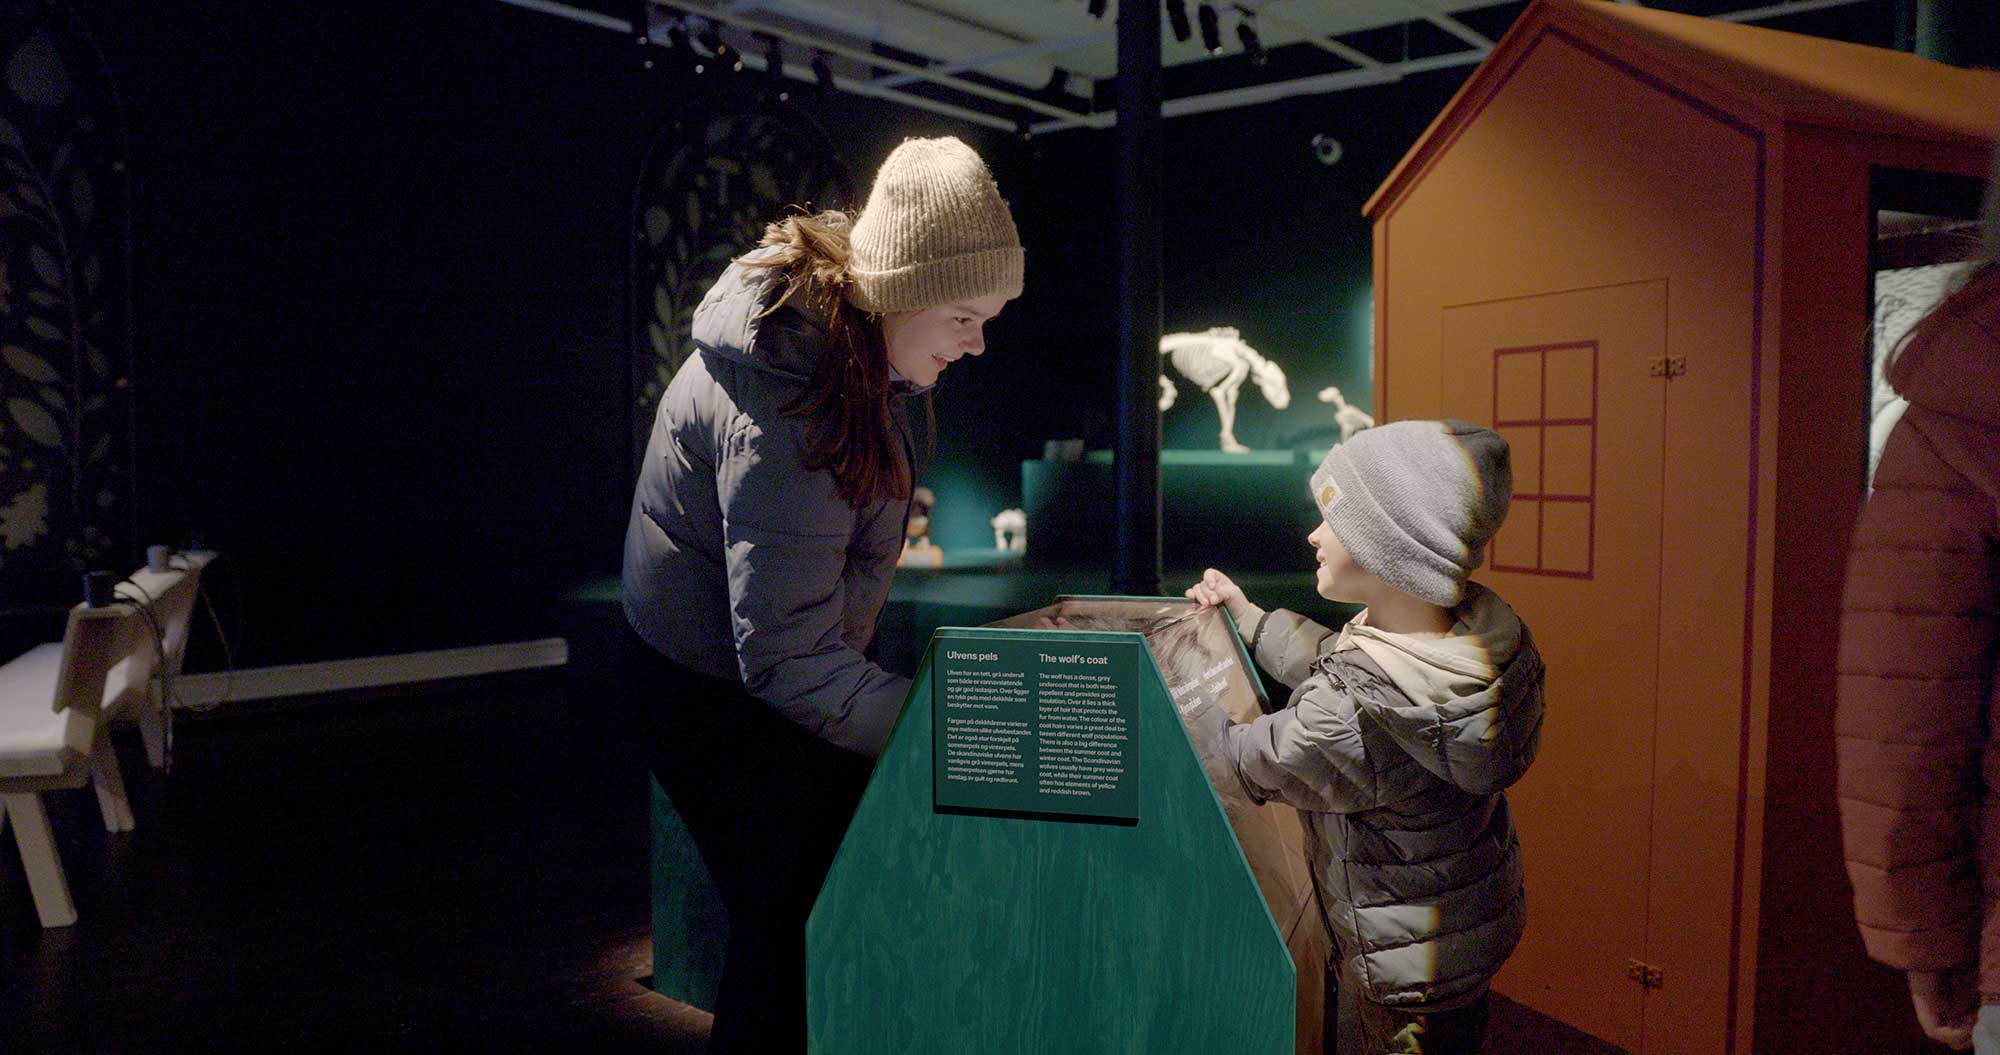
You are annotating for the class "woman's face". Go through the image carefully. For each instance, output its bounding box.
[880,294,1009,388]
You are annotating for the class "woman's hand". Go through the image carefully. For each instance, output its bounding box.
[1909,968,1978,1050]
[1185,568,1251,622]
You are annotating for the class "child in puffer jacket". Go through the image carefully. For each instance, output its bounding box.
[1185,420,1546,1055]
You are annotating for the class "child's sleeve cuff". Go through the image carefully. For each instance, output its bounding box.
[1248,607,1273,657]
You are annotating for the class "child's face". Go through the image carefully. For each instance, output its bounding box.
[1309,522,1371,603]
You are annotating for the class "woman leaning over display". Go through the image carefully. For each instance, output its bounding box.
[620,135,1024,1054]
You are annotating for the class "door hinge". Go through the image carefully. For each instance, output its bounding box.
[1627,959,1665,989]
[1647,356,1687,378]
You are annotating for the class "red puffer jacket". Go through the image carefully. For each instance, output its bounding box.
[1839,264,2000,996]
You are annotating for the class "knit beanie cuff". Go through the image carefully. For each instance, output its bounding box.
[1316,456,1467,608]
[847,245,1026,314]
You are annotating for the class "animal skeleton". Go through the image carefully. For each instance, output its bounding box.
[1157,327,1291,454]
[1316,385,1374,443]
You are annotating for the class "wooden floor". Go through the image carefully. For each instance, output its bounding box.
[1,671,1622,1054]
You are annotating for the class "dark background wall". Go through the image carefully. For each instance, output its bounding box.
[89,0,1047,666]
[100,2,653,663]
[53,0,1898,668]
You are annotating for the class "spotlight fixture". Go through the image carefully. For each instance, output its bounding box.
[1197,4,1221,54]
[1236,12,1265,66]
[1088,0,1109,19]
[811,50,835,93]
[1043,67,1070,96]
[1310,133,1342,167]
[1166,0,1192,43]
[697,20,728,58]
[1015,115,1035,141]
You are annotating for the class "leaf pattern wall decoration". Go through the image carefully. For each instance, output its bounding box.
[629,101,852,470]
[0,0,132,603]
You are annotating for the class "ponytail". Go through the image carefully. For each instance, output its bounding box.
[745,211,913,508]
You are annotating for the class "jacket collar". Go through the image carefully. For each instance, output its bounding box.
[690,247,821,384]
[694,247,935,398]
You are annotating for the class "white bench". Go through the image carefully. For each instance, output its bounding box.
[0,552,211,926]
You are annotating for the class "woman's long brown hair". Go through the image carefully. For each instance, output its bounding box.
[743,210,924,508]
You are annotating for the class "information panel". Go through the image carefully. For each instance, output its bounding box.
[932,633,1142,825]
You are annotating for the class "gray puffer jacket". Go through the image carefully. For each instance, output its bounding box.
[1206,584,1545,1006]
[623,248,914,758]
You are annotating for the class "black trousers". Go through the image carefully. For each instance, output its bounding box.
[1337,967,1491,1055]
[622,628,874,1055]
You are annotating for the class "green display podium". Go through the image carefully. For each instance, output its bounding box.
[805,624,1295,1054]
[649,776,725,1011]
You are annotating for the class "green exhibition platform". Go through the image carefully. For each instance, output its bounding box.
[649,619,1298,1054]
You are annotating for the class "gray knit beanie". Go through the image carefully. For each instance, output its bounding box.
[1309,420,1512,607]
[846,136,1025,314]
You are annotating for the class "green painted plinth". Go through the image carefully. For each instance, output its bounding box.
[806,626,1295,1055]
[650,777,727,1010]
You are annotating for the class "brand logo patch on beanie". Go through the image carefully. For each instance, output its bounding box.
[1318,480,1341,508]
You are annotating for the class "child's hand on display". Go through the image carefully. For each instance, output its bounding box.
[1185,568,1250,621]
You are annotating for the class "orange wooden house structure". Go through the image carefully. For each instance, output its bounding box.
[1364,2,1999,1052]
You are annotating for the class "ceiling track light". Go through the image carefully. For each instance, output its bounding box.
[1197,4,1222,54]
[811,50,835,93]
[760,33,784,82]
[1044,68,1070,96]
[1235,10,1265,66]
[1167,0,1192,43]
[696,20,728,59]
[1088,0,1109,19]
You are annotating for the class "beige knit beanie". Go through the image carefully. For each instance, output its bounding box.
[846,137,1025,314]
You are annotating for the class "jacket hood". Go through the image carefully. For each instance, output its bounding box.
[1338,582,1545,794]
[689,246,828,385]
[689,246,933,396]
[1890,266,2000,428]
